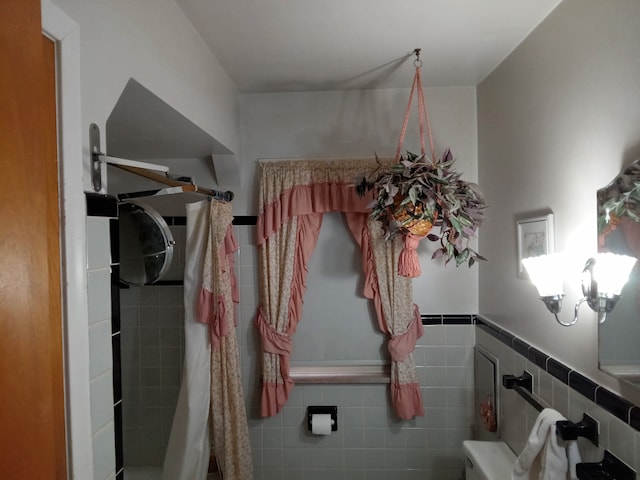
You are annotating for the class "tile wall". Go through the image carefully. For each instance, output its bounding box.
[120,222,187,467]
[234,223,477,480]
[86,193,119,480]
[95,205,640,479]
[476,317,640,475]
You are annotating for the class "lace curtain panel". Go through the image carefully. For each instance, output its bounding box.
[255,158,424,419]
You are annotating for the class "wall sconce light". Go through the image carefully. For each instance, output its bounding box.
[522,252,637,327]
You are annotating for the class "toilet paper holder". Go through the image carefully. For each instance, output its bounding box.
[307,405,338,432]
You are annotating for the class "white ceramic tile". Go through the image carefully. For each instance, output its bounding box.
[363,407,390,428]
[341,407,364,428]
[608,416,636,468]
[363,428,386,449]
[425,346,447,366]
[263,448,284,468]
[89,319,113,378]
[263,427,285,448]
[119,285,141,307]
[158,306,181,327]
[140,286,160,306]
[445,387,473,408]
[139,306,159,327]
[87,268,111,324]
[90,371,114,433]
[423,366,447,387]
[92,422,116,480]
[445,325,475,346]
[240,264,259,286]
[86,217,111,269]
[423,387,447,408]
[384,428,406,449]
[360,385,387,407]
[423,325,445,346]
[551,378,570,417]
[445,366,473,388]
[322,385,344,405]
[157,286,182,306]
[342,385,364,407]
[424,407,448,428]
[445,346,473,367]
[238,243,258,266]
[343,428,365,449]
[446,406,473,428]
[240,285,259,308]
[344,447,365,469]
[538,369,553,406]
[281,407,304,428]
[383,447,407,469]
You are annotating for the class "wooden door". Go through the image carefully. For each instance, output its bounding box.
[0,1,67,478]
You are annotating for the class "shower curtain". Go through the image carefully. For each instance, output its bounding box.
[163,199,252,480]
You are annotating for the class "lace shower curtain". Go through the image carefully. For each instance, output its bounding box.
[163,199,252,480]
[198,200,252,479]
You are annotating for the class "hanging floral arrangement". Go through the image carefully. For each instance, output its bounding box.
[355,49,487,277]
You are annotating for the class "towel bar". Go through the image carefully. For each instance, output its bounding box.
[502,372,545,412]
[576,450,636,480]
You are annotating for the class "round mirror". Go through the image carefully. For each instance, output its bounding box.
[119,200,175,286]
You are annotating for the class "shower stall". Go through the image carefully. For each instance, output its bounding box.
[117,207,188,478]
[102,78,246,479]
[115,196,243,480]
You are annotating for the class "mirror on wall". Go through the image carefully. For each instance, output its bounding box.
[119,200,175,285]
[598,159,640,385]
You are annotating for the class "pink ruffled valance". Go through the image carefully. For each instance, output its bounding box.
[257,181,373,245]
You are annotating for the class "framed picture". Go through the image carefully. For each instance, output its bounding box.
[517,213,554,278]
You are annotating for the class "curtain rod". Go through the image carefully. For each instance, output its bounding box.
[112,164,234,202]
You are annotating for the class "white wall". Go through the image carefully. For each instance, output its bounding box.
[52,0,240,191]
[239,87,480,315]
[48,1,241,477]
[478,0,640,404]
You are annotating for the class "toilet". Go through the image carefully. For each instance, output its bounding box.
[463,440,516,480]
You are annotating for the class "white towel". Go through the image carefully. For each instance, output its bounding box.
[567,439,582,480]
[512,408,576,480]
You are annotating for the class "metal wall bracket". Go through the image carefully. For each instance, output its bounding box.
[576,450,636,480]
[556,413,599,446]
[89,123,102,192]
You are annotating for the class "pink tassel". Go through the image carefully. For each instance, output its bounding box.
[398,247,421,277]
[398,233,423,278]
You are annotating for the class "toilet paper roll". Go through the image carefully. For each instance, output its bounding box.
[311,413,333,435]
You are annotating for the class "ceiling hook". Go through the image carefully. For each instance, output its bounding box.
[413,48,422,67]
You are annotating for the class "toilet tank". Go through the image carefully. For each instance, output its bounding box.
[463,440,516,480]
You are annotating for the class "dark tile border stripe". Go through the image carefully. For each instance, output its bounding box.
[233,215,258,226]
[421,314,475,325]
[569,371,597,402]
[547,358,570,384]
[476,315,640,433]
[86,192,118,217]
[161,215,258,226]
[596,388,633,423]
